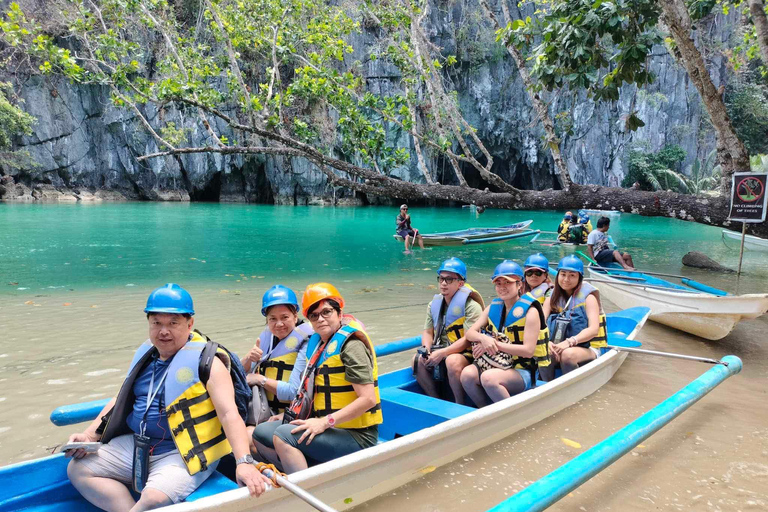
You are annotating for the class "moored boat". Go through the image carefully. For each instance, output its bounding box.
[0,308,650,512]
[587,265,768,340]
[583,209,621,218]
[721,229,768,252]
[393,220,534,246]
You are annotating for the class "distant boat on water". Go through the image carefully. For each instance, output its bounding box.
[394,220,535,246]
[721,229,768,252]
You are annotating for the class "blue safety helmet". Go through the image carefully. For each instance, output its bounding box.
[524,253,550,272]
[261,285,299,316]
[491,260,524,281]
[577,209,587,217]
[437,257,467,281]
[144,283,194,315]
[564,213,572,220]
[556,255,584,275]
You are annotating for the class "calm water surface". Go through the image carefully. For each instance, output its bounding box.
[0,203,766,511]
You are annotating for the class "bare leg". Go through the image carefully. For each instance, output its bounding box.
[613,250,633,270]
[404,234,412,253]
[68,460,136,512]
[480,369,526,403]
[623,252,635,269]
[460,364,490,408]
[247,425,259,455]
[414,354,440,397]
[131,488,173,512]
[445,354,470,404]
[415,231,425,249]
[253,439,281,467]
[273,436,308,474]
[559,347,596,374]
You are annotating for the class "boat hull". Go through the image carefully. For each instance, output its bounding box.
[722,230,768,252]
[394,220,532,246]
[588,269,768,340]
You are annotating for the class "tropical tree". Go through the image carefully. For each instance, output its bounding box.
[1,1,765,235]
[683,149,721,195]
[0,81,35,171]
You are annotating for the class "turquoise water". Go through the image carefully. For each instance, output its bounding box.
[1,202,766,295]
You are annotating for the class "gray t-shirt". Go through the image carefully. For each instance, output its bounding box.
[587,229,610,254]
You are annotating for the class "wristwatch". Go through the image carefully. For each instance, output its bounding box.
[327,414,336,428]
[235,454,255,465]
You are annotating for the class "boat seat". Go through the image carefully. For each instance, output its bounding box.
[185,471,238,502]
[378,387,475,440]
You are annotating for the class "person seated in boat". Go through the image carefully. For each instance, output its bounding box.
[521,253,553,301]
[587,216,634,270]
[65,284,270,511]
[396,204,424,253]
[577,210,593,243]
[241,285,313,450]
[543,256,609,374]
[556,212,574,242]
[460,261,551,406]
[413,257,484,404]
[251,283,381,474]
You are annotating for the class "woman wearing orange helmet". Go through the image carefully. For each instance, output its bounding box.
[251,283,382,473]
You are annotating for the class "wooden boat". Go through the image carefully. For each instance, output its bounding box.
[529,232,616,250]
[587,265,768,340]
[0,308,650,512]
[393,220,534,246]
[722,229,768,252]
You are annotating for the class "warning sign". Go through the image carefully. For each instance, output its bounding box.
[729,172,768,223]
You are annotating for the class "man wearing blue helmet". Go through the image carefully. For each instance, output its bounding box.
[65,284,270,510]
[414,257,484,404]
[576,211,593,244]
[556,212,574,242]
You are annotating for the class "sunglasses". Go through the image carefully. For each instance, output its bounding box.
[525,269,545,277]
[308,307,336,322]
[437,276,459,284]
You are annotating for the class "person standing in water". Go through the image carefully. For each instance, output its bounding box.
[396,204,424,253]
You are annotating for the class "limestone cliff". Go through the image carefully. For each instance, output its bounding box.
[0,1,734,204]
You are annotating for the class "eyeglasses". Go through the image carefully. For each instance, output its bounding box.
[437,276,458,284]
[308,307,336,322]
[525,269,545,277]
[493,278,521,286]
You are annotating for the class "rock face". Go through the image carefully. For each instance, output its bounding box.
[682,251,736,273]
[0,2,736,204]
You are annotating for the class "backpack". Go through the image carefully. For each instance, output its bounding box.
[196,330,252,422]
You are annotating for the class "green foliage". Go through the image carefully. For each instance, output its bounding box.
[683,149,721,194]
[0,81,36,171]
[751,153,768,172]
[504,0,663,103]
[622,143,688,191]
[724,79,768,155]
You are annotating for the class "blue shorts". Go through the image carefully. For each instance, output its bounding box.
[397,228,415,238]
[515,368,533,391]
[252,421,364,466]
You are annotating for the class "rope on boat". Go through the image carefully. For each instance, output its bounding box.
[255,462,284,487]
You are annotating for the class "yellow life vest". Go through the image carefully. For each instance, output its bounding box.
[557,221,570,242]
[307,324,383,429]
[101,332,234,476]
[430,284,485,350]
[487,294,551,373]
[256,323,313,412]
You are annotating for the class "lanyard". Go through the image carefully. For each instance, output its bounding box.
[140,359,169,435]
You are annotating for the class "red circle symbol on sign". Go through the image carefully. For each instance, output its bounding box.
[736,177,764,203]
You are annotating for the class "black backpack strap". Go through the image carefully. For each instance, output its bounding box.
[199,340,219,386]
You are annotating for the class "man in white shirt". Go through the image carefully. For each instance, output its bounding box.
[587,217,634,270]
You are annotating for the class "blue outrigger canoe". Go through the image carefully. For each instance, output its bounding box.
[0,307,650,512]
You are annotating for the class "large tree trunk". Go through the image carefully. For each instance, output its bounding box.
[748,0,768,68]
[478,0,573,190]
[659,0,751,193]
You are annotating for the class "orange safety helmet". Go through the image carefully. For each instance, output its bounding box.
[301,282,345,318]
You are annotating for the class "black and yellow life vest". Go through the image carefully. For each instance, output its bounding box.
[487,292,551,375]
[556,221,571,242]
[255,322,313,412]
[305,323,383,429]
[100,332,234,475]
[429,284,485,351]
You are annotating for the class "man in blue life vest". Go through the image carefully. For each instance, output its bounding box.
[413,257,484,404]
[65,284,270,511]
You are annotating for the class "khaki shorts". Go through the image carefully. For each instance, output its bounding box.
[74,434,218,503]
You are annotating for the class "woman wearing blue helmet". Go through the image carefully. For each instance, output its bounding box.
[241,285,313,434]
[521,253,553,301]
[460,260,551,406]
[543,256,608,374]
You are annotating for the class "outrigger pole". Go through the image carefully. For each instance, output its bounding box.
[487,355,743,512]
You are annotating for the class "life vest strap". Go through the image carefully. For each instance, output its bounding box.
[167,392,210,415]
[171,409,218,436]
[183,431,227,471]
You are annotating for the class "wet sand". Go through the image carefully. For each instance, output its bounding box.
[1,279,767,511]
